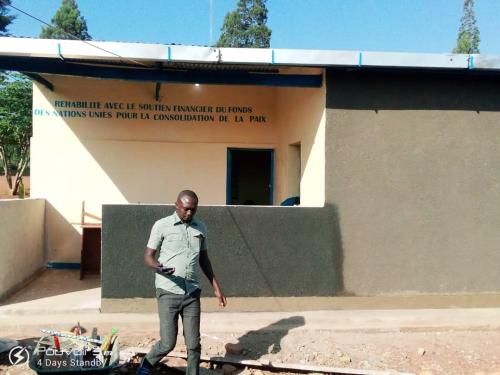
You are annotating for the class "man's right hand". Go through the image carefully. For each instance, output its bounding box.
[157,265,175,275]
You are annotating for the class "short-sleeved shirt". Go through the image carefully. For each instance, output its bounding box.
[147,212,208,295]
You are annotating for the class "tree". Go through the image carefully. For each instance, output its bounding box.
[0,0,15,82]
[0,0,15,36]
[453,0,480,54]
[40,0,91,40]
[216,0,271,48]
[0,74,32,195]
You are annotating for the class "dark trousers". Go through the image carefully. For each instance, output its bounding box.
[146,289,201,375]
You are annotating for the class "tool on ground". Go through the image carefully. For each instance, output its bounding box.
[53,335,61,351]
[100,327,119,367]
[100,327,118,353]
[41,328,102,344]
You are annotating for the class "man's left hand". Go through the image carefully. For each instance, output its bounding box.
[214,287,227,308]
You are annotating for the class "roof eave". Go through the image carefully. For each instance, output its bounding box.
[0,37,499,71]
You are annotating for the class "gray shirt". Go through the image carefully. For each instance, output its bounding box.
[147,212,208,294]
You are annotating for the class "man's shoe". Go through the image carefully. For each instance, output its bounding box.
[136,357,153,375]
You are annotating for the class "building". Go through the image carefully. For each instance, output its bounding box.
[1,37,499,311]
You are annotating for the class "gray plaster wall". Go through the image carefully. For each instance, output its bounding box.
[102,204,343,298]
[325,69,500,295]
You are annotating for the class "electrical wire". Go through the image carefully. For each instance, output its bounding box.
[5,3,150,68]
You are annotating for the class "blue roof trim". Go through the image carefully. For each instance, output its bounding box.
[469,55,475,69]
[57,43,63,60]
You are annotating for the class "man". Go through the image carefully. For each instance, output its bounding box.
[137,190,227,375]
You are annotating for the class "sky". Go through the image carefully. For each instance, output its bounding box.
[4,0,500,54]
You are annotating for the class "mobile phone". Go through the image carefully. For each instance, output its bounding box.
[161,266,175,274]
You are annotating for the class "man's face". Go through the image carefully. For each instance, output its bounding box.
[175,196,198,223]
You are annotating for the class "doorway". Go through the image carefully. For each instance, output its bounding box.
[227,148,274,205]
[287,142,301,198]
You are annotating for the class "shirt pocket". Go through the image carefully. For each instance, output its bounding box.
[190,232,205,252]
[163,231,184,253]
[166,233,181,242]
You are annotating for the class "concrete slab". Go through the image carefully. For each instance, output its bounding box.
[0,269,100,314]
[103,293,500,313]
[2,308,500,337]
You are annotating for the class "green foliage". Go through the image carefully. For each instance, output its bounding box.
[216,0,271,48]
[40,0,91,40]
[0,0,15,137]
[0,73,32,195]
[453,0,480,54]
[0,0,15,36]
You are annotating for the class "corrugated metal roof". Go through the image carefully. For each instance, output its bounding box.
[0,36,499,71]
[70,58,279,72]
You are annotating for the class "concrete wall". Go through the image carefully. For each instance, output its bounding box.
[0,199,45,300]
[101,204,343,300]
[325,69,500,295]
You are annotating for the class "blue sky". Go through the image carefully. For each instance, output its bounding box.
[5,0,500,54]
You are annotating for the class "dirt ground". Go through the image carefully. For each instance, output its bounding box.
[1,327,500,374]
[125,329,500,374]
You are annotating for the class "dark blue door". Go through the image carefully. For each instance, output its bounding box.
[226,148,274,205]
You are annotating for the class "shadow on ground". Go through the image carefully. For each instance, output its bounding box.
[223,316,305,361]
[117,361,185,374]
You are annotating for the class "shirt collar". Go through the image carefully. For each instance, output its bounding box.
[173,211,197,227]
[173,211,183,225]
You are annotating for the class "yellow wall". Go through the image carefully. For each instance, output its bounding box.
[275,71,326,206]
[32,73,325,261]
[0,199,45,299]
